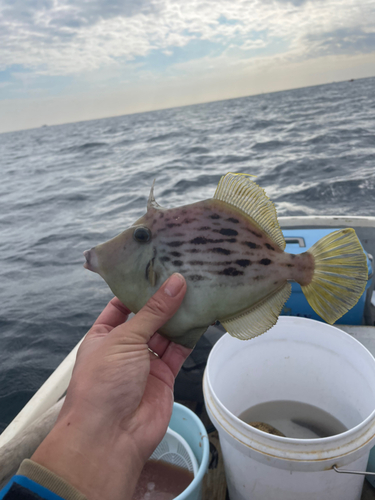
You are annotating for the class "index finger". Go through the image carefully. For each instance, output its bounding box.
[93,297,131,329]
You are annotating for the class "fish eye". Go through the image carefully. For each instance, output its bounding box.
[133,226,151,243]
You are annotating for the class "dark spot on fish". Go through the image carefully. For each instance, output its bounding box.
[210,214,221,219]
[219,267,244,276]
[219,228,238,236]
[254,275,265,281]
[236,259,252,268]
[189,260,233,266]
[260,258,272,265]
[250,229,263,238]
[167,241,184,247]
[199,226,210,231]
[186,248,200,253]
[172,260,183,266]
[243,241,261,249]
[188,275,206,282]
[183,218,197,224]
[286,263,294,267]
[160,213,165,218]
[160,256,170,262]
[227,218,239,223]
[274,281,279,285]
[191,237,208,245]
[265,243,275,251]
[170,251,182,257]
[190,236,236,245]
[167,223,181,228]
[211,248,231,255]
[181,210,187,215]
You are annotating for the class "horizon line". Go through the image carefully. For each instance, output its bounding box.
[1,74,373,136]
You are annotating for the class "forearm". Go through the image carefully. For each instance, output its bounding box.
[30,411,144,500]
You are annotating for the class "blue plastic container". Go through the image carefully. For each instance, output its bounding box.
[280,229,373,324]
[169,403,209,500]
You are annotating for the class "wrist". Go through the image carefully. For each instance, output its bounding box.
[31,412,144,500]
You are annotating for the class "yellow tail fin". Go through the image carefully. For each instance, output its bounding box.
[302,229,368,324]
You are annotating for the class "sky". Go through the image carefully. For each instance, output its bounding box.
[0,0,374,133]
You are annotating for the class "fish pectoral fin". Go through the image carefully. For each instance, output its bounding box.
[220,282,291,340]
[146,259,157,287]
[214,173,285,251]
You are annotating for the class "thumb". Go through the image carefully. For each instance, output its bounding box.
[123,273,187,343]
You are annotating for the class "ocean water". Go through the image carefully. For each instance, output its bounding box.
[1,77,375,432]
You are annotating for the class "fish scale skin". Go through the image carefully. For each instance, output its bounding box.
[91,199,313,347]
[148,199,308,285]
[144,200,313,343]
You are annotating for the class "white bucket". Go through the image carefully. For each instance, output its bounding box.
[203,317,375,500]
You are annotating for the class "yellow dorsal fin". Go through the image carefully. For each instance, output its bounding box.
[220,282,291,340]
[214,173,285,251]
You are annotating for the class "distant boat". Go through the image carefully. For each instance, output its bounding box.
[349,79,355,82]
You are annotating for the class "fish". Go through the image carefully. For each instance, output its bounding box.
[83,173,368,348]
[249,422,285,437]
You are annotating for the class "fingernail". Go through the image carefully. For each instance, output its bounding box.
[164,273,184,297]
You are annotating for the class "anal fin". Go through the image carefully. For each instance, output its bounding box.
[220,282,292,340]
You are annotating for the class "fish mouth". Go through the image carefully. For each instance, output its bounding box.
[83,248,99,273]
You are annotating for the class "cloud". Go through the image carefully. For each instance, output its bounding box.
[0,0,374,133]
[305,29,375,57]
[0,0,374,79]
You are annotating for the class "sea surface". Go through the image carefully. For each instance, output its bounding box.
[1,77,375,432]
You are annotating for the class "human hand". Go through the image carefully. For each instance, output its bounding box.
[32,273,191,500]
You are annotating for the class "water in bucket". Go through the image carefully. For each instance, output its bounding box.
[132,460,194,500]
[239,400,348,439]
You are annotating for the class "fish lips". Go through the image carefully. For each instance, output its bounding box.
[83,248,99,273]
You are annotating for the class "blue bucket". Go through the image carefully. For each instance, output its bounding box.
[169,403,209,500]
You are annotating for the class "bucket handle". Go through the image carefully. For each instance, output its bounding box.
[333,465,375,476]
[284,237,306,247]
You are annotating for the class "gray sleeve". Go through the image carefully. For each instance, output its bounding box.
[17,460,87,500]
